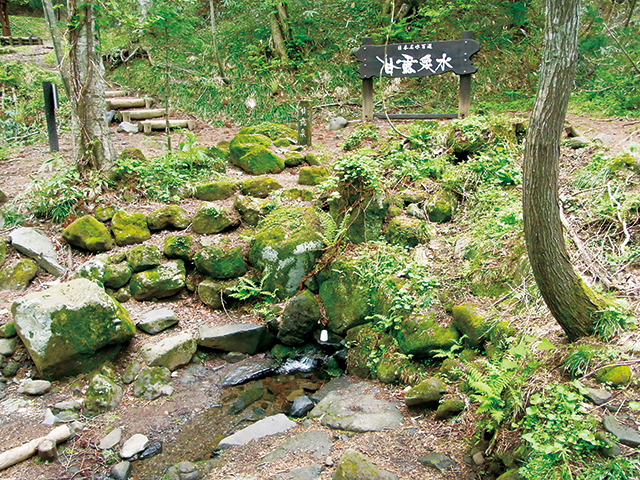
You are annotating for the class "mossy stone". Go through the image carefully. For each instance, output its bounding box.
[277,290,321,346]
[194,180,238,201]
[126,244,162,272]
[194,246,247,279]
[129,261,186,301]
[238,122,297,141]
[197,278,239,309]
[345,324,395,379]
[229,134,285,175]
[451,303,490,349]
[305,152,321,166]
[333,449,398,480]
[274,138,292,147]
[435,398,465,419]
[0,320,17,338]
[132,366,172,400]
[405,377,447,407]
[427,189,457,223]
[234,195,274,227]
[119,147,146,161]
[103,262,133,289]
[376,351,409,384]
[147,205,190,231]
[0,258,37,291]
[396,312,459,358]
[440,358,461,381]
[384,215,430,248]
[0,238,6,269]
[163,235,195,262]
[281,188,314,202]
[284,151,306,167]
[62,215,113,252]
[399,189,428,205]
[111,211,151,246]
[330,193,389,244]
[192,203,240,235]
[240,177,283,198]
[298,166,331,186]
[94,205,119,222]
[595,366,632,386]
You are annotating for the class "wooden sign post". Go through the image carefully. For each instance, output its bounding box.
[297,100,312,146]
[353,31,480,121]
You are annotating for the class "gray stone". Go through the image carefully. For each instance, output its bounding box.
[18,379,51,395]
[228,386,264,415]
[332,449,397,480]
[594,133,613,145]
[217,413,296,449]
[10,227,66,276]
[584,387,612,406]
[12,278,136,379]
[54,400,82,411]
[290,396,315,417]
[278,290,321,346]
[404,378,447,407]
[139,441,163,460]
[326,117,349,131]
[42,408,56,425]
[120,433,149,459]
[275,464,323,480]
[137,308,179,335]
[263,430,331,463]
[71,258,108,284]
[221,358,280,386]
[603,415,640,448]
[110,461,131,480]
[198,324,274,355]
[308,382,403,432]
[140,332,196,371]
[132,367,173,400]
[121,361,142,384]
[129,261,186,301]
[567,136,591,149]
[0,337,16,356]
[55,411,78,423]
[85,373,123,416]
[103,263,133,290]
[118,121,138,134]
[418,452,456,471]
[99,427,122,450]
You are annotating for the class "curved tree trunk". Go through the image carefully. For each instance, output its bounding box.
[269,11,288,62]
[523,0,611,341]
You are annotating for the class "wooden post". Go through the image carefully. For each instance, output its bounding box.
[0,0,10,37]
[297,100,312,146]
[458,31,473,118]
[361,37,374,121]
[43,81,59,152]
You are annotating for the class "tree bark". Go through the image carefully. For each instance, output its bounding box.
[523,0,611,341]
[269,11,288,62]
[41,0,70,96]
[66,0,116,171]
[209,0,227,82]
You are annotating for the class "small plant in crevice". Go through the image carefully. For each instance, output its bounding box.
[563,344,598,379]
[593,305,635,341]
[228,269,279,303]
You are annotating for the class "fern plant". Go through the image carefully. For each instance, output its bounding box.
[228,268,278,302]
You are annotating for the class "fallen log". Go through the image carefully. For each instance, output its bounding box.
[0,425,73,471]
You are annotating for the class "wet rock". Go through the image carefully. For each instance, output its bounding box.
[140,332,196,371]
[435,398,465,420]
[99,427,122,450]
[584,387,612,406]
[197,278,238,309]
[228,386,264,415]
[198,324,274,355]
[404,378,447,407]
[603,415,640,447]
[18,379,51,395]
[396,312,459,358]
[278,290,321,346]
[12,278,136,379]
[110,460,131,480]
[163,235,195,262]
[298,166,331,186]
[195,180,238,201]
[0,337,16,356]
[192,203,241,234]
[133,366,173,400]
[0,258,38,290]
[111,211,151,246]
[333,449,398,480]
[62,215,113,252]
[263,430,331,463]
[290,396,316,417]
[10,227,66,276]
[126,244,161,272]
[229,134,285,175]
[419,452,456,471]
[240,176,283,198]
[139,441,163,459]
[120,433,149,459]
[85,373,123,416]
[217,413,296,449]
[137,307,179,335]
[326,117,348,131]
[309,382,403,432]
[221,358,280,386]
[147,205,190,231]
[194,245,247,279]
[129,260,186,301]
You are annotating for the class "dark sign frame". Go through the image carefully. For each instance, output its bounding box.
[353,31,480,120]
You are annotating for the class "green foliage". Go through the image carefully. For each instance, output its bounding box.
[563,344,597,378]
[593,305,635,341]
[228,270,278,303]
[322,151,384,198]
[342,124,378,151]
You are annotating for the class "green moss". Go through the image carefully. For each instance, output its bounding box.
[240,176,283,198]
[595,365,632,386]
[0,238,6,269]
[194,246,247,279]
[94,205,119,222]
[129,261,186,301]
[194,180,238,201]
[384,215,430,248]
[192,203,240,234]
[103,262,133,289]
[238,122,297,140]
[163,235,195,262]
[62,215,113,252]
[110,211,151,246]
[284,151,306,167]
[126,243,161,272]
[147,205,190,231]
[396,312,459,358]
[119,147,146,161]
[298,166,331,186]
[427,189,457,223]
[0,258,38,291]
[451,303,491,349]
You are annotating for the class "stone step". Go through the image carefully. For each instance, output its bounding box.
[105,90,129,98]
[141,119,195,134]
[121,108,166,123]
[106,97,153,110]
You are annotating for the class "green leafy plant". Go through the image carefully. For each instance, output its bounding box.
[593,305,635,341]
[342,124,378,151]
[563,344,598,379]
[228,269,278,303]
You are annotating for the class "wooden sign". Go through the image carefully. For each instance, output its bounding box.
[354,39,480,79]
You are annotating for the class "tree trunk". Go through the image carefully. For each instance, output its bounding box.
[41,0,70,96]
[269,11,288,62]
[523,0,611,341]
[209,0,228,82]
[66,0,116,172]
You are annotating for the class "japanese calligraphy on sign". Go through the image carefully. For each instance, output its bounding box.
[353,39,480,79]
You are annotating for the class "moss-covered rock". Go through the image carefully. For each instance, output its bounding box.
[192,203,240,234]
[281,188,314,202]
[140,332,197,371]
[62,215,113,252]
[103,262,133,289]
[240,177,282,198]
[126,244,162,272]
[85,372,123,416]
[229,134,285,175]
[119,147,146,161]
[197,278,239,309]
[404,377,447,407]
[147,205,190,231]
[595,365,632,386]
[277,290,321,346]
[111,210,151,246]
[238,122,297,141]
[0,319,17,338]
[396,312,459,358]
[0,238,6,269]
[234,195,275,227]
[451,303,491,349]
[132,366,172,400]
[163,235,195,262]
[248,206,325,299]
[0,258,38,291]
[435,398,465,419]
[129,261,186,301]
[333,449,398,480]
[298,166,331,186]
[94,204,119,222]
[330,193,389,244]
[12,278,136,379]
[194,245,247,279]
[384,215,431,248]
[345,324,396,379]
[283,151,306,167]
[426,189,457,223]
[274,138,293,147]
[194,180,238,201]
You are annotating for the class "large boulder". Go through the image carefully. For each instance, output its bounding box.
[129,261,186,301]
[277,290,321,345]
[11,278,136,379]
[126,244,161,272]
[62,215,113,252]
[229,134,285,175]
[330,193,389,244]
[198,324,274,355]
[451,303,491,349]
[396,312,459,358]
[240,177,282,198]
[248,206,325,299]
[194,180,238,201]
[111,211,151,246]
[194,245,247,279]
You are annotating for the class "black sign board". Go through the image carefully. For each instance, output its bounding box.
[354,39,480,79]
